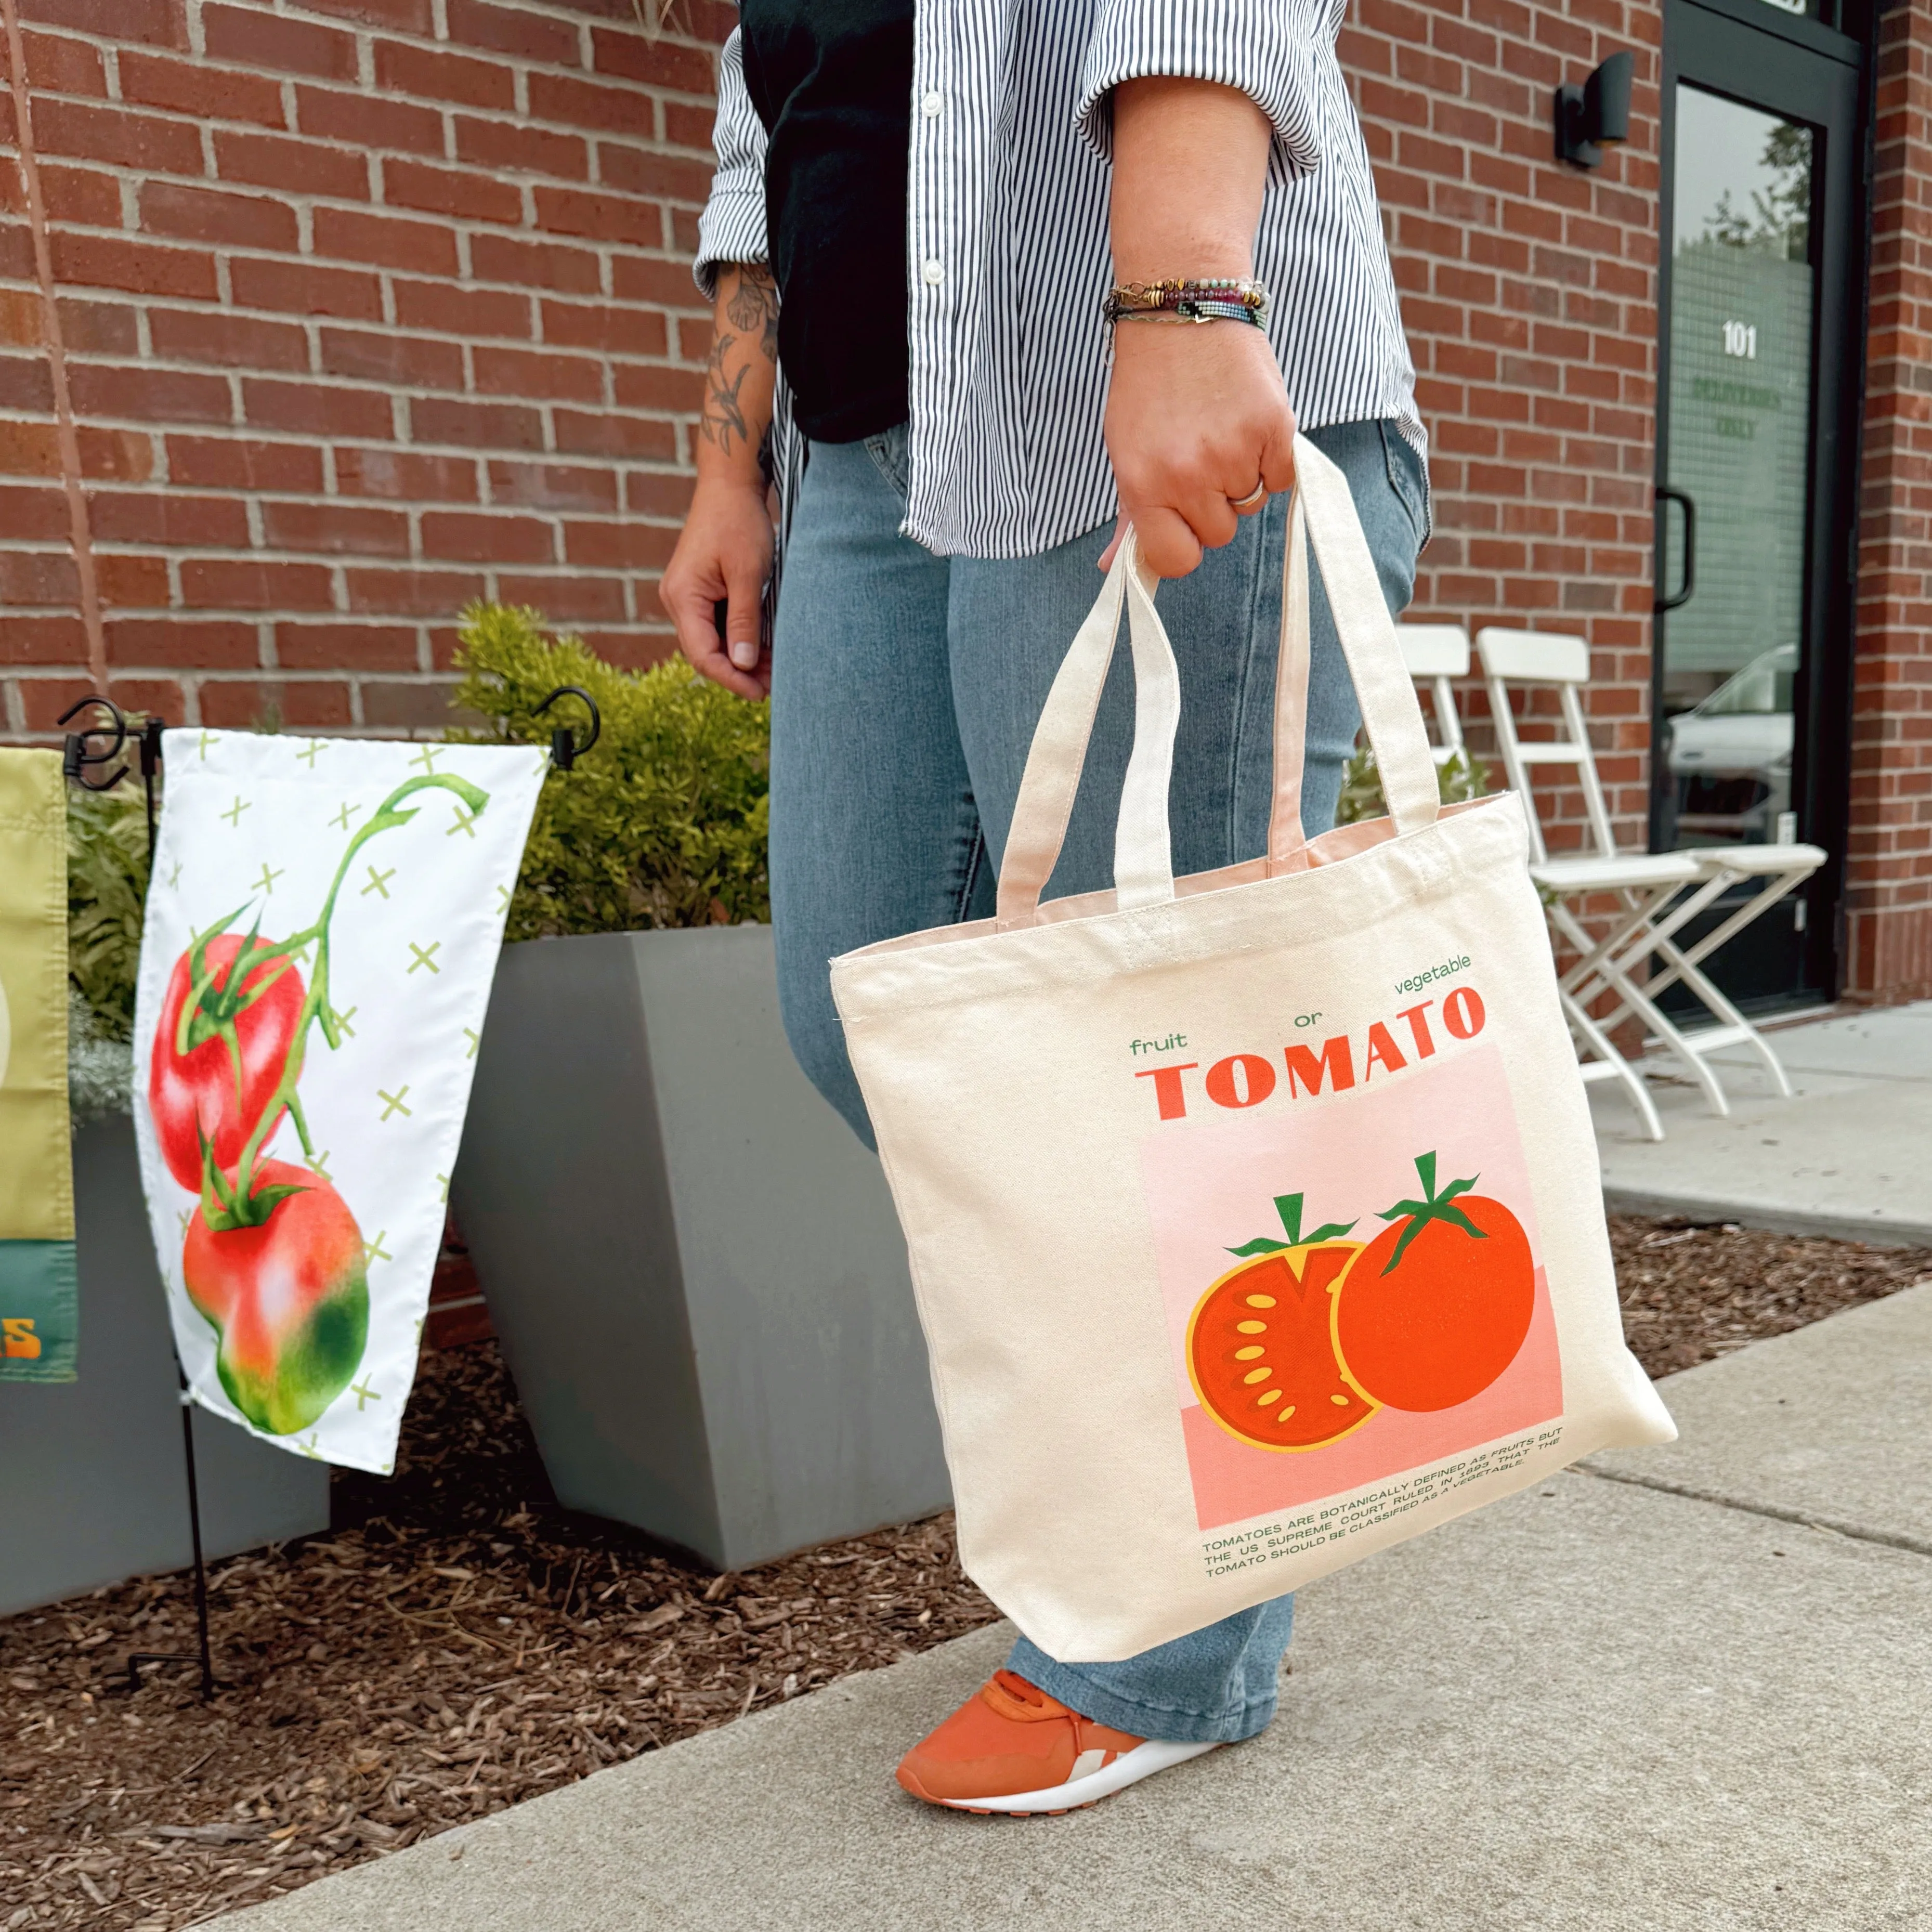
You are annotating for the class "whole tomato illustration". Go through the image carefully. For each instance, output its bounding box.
[1189,1193,1377,1452]
[150,932,307,1191]
[182,1160,369,1435]
[1333,1151,1534,1413]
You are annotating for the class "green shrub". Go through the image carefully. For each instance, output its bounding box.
[69,986,135,1120]
[1336,743,1491,826]
[62,782,147,1119]
[67,781,150,1042]
[449,604,771,939]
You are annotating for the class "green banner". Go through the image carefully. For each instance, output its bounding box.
[0,1240,76,1377]
[0,747,76,1382]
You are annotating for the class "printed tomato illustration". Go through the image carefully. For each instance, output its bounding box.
[1334,1151,1534,1413]
[150,933,307,1191]
[1188,1193,1378,1452]
[183,1160,369,1435]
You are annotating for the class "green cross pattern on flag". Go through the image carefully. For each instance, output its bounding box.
[132,732,545,1473]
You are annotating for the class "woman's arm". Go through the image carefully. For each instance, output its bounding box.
[1103,76,1296,579]
[659,263,780,698]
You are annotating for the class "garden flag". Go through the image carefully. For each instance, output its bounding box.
[132,731,546,1473]
[0,748,77,1383]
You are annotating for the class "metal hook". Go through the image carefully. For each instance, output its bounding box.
[533,685,601,771]
[138,716,166,858]
[57,694,130,793]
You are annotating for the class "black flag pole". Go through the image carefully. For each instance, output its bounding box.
[59,698,216,1701]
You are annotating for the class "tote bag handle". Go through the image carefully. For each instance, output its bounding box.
[996,430,1441,928]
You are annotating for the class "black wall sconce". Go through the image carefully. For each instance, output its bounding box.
[1555,51,1633,168]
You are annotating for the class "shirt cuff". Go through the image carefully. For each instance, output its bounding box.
[1075,1,1324,185]
[693,189,770,303]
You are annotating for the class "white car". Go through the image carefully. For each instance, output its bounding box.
[1663,644,1797,845]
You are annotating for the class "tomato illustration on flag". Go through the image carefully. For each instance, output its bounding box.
[148,773,492,1435]
[149,933,306,1191]
[181,1159,369,1436]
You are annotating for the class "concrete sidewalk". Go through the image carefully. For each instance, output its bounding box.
[221,1285,1932,1932]
[1593,1002,1932,1244]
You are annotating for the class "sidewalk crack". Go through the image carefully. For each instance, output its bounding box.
[1577,1464,1932,1560]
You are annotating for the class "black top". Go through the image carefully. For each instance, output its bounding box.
[738,0,915,443]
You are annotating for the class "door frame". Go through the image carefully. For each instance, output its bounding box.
[1652,0,1872,1002]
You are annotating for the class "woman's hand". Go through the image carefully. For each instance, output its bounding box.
[660,476,775,700]
[1103,320,1296,577]
[660,263,780,698]
[1103,76,1294,579]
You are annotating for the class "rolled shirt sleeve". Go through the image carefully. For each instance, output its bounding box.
[694,28,772,300]
[1075,0,1327,184]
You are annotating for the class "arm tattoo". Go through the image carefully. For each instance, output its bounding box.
[724,263,780,361]
[701,266,778,456]
[702,331,754,454]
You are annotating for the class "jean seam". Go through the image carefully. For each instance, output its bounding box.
[1379,421,1427,551]
[863,428,910,499]
[950,814,986,924]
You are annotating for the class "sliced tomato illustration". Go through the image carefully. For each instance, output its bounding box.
[1334,1151,1535,1413]
[1188,1191,1377,1452]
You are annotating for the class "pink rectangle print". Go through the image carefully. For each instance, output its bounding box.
[1139,1041,1564,1531]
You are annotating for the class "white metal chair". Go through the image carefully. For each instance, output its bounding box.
[1472,628,1699,1139]
[1395,625,1672,1137]
[1609,842,1827,1102]
[1477,626,1824,1128]
[1396,624,1471,765]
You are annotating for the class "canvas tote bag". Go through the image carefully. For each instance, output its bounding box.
[830,433,1676,1663]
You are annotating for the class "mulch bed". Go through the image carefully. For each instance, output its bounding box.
[4,1217,1927,1929]
[1604,1213,1930,1376]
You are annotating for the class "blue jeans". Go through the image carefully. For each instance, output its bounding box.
[769,418,1426,1744]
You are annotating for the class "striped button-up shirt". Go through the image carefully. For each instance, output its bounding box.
[695,1,1422,562]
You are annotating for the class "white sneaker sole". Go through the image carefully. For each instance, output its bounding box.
[933,1739,1220,1815]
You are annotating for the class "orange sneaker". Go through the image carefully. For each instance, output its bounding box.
[895,1670,1217,1815]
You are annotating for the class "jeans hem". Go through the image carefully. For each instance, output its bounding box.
[1003,1641,1282,1746]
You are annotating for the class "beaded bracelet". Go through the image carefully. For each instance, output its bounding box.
[1112,298,1263,328]
[1104,277,1269,328]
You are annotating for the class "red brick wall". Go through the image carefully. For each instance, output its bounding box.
[1342,0,1663,859]
[0,0,727,739]
[6,0,1928,1000]
[1851,0,1932,1001]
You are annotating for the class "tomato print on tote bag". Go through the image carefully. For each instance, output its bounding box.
[1146,1013,1563,1539]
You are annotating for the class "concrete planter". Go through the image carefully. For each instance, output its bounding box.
[451,926,949,1572]
[0,1115,331,1618]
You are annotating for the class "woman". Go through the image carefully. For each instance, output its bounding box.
[661,0,1426,1815]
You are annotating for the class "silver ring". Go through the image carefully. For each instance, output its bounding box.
[1231,482,1268,512]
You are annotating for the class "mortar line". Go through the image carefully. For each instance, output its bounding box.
[1577,1463,1932,1560]
[1,0,109,694]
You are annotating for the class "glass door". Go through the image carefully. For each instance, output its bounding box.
[1659,89,1811,841]
[1653,0,1865,1008]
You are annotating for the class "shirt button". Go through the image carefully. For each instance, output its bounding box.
[921,258,944,285]
[922,90,944,118]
